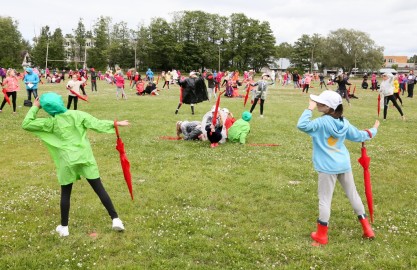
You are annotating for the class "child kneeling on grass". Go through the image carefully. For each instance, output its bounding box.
[297,90,380,246]
[227,111,252,144]
[22,92,129,237]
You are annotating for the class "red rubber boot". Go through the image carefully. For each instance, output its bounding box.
[359,217,375,239]
[311,223,328,245]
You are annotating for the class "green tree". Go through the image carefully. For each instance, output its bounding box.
[227,13,249,70]
[248,21,276,71]
[276,42,294,59]
[31,26,51,68]
[408,55,417,63]
[290,34,325,72]
[172,11,217,71]
[133,25,151,71]
[0,16,25,68]
[225,14,276,71]
[88,16,111,71]
[73,18,86,67]
[147,18,176,71]
[108,21,133,69]
[322,28,384,72]
[48,28,66,70]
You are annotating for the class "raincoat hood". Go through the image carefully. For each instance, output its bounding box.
[40,92,68,116]
[322,115,349,139]
[26,67,33,74]
[242,111,252,122]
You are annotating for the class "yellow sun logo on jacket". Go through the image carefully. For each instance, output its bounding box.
[327,136,339,151]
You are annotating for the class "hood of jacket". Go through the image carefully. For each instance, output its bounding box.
[322,115,349,139]
[40,92,68,116]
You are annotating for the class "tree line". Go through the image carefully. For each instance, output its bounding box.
[0,13,408,73]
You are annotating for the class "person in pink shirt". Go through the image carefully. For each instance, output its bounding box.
[302,73,312,93]
[398,73,405,95]
[1,69,20,113]
[371,73,377,91]
[114,71,126,100]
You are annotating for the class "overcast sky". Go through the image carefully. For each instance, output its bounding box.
[3,0,416,57]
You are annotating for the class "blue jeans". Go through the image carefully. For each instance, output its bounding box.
[26,89,38,101]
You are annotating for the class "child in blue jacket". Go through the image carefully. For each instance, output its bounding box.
[297,90,380,246]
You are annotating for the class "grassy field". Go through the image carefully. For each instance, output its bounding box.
[0,77,416,269]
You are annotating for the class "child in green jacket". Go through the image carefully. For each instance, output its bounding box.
[227,111,252,144]
[22,92,129,237]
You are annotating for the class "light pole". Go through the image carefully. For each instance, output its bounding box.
[133,38,138,70]
[45,41,49,71]
[218,46,221,72]
[83,42,87,69]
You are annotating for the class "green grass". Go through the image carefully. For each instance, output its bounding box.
[1,78,416,269]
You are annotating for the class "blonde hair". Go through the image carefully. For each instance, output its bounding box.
[6,69,14,76]
[176,121,182,137]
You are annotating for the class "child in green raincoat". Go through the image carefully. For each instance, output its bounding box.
[22,92,129,237]
[227,111,252,144]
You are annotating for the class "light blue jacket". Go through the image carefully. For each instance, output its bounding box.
[297,109,377,174]
[23,68,40,90]
[146,68,154,79]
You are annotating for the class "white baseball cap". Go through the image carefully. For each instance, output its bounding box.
[310,90,342,110]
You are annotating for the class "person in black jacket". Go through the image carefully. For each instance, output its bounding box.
[90,68,97,92]
[205,71,217,101]
[175,72,209,115]
[334,73,352,106]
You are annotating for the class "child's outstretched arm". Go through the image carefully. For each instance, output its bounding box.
[346,120,380,142]
[116,120,129,127]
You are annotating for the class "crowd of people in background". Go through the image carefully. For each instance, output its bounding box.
[1,65,415,119]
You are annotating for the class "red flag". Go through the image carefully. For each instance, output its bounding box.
[114,120,133,200]
[377,94,381,117]
[212,90,225,126]
[243,83,251,107]
[2,89,11,106]
[69,89,88,102]
[358,142,374,222]
[159,136,182,140]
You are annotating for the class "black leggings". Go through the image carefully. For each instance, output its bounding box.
[162,81,169,89]
[67,95,78,110]
[91,81,97,92]
[80,84,87,95]
[250,98,265,115]
[60,178,118,226]
[393,92,403,105]
[407,83,414,97]
[0,91,17,112]
[384,95,403,119]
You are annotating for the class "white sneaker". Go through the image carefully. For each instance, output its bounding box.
[260,115,264,118]
[112,218,125,231]
[56,225,69,237]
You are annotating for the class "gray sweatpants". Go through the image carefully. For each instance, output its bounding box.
[318,171,365,223]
